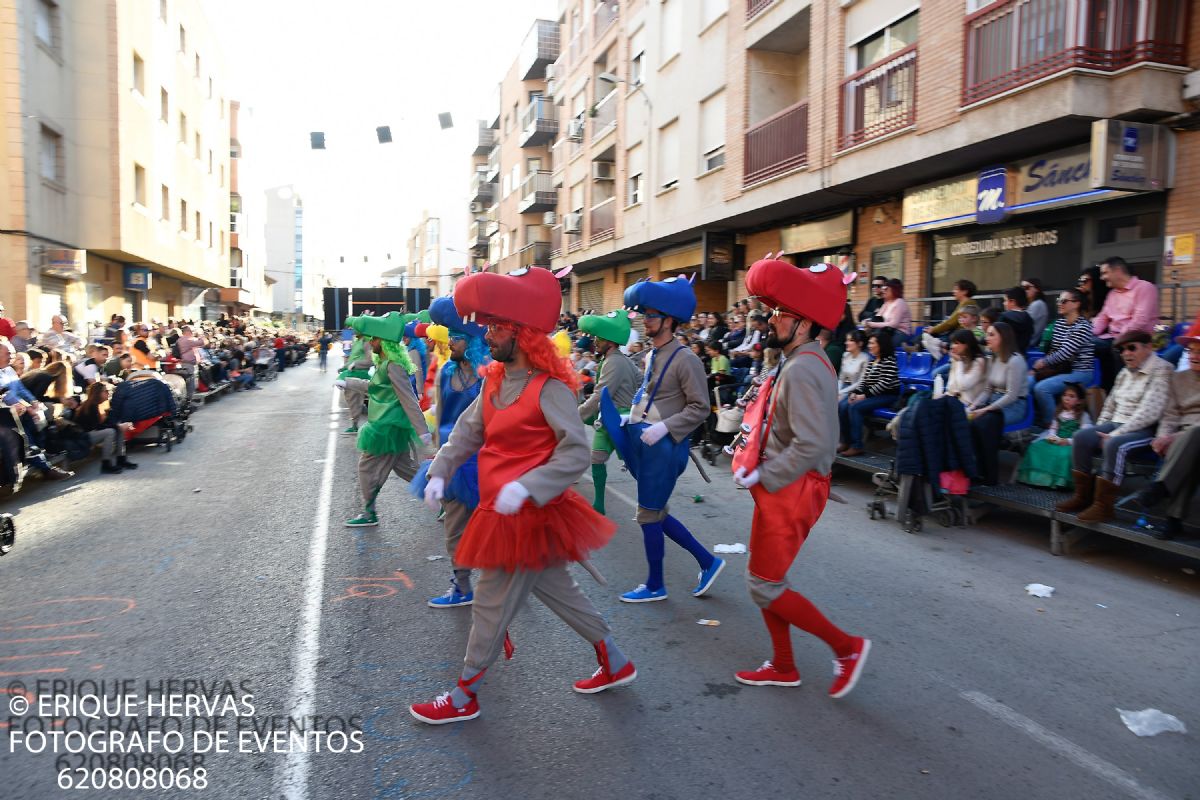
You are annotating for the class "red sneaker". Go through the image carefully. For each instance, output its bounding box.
[573,660,637,694]
[829,638,871,699]
[734,661,802,687]
[409,692,480,725]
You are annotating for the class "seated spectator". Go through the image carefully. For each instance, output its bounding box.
[980,307,1001,331]
[73,382,137,474]
[1075,266,1108,320]
[967,322,1028,485]
[10,351,30,377]
[837,332,899,457]
[38,314,85,357]
[721,314,746,352]
[1030,288,1094,426]
[74,345,106,386]
[922,279,977,356]
[1128,323,1200,540]
[1000,287,1034,354]
[1022,277,1050,344]
[730,314,768,368]
[104,349,131,378]
[130,324,161,370]
[0,339,73,482]
[1092,256,1158,391]
[10,321,33,352]
[837,331,869,398]
[20,360,72,404]
[1055,330,1172,522]
[706,342,734,405]
[858,277,886,323]
[708,312,729,345]
[862,278,912,349]
[1017,382,1092,489]
[945,329,989,407]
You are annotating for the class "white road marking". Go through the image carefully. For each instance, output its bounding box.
[960,690,1172,800]
[273,386,341,800]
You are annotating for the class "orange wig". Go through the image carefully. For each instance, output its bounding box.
[483,324,580,393]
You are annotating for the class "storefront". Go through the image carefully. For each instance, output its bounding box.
[779,210,855,271]
[904,130,1173,297]
[39,248,87,328]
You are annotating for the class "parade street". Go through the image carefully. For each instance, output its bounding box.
[1,357,1196,800]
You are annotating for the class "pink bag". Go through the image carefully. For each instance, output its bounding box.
[940,470,970,496]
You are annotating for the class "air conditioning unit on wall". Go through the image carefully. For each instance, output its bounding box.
[563,212,583,234]
[568,119,585,142]
[468,201,484,213]
[543,211,557,226]
[591,162,615,181]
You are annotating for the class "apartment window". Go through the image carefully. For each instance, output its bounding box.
[657,120,679,189]
[626,144,645,205]
[178,24,186,53]
[220,98,225,119]
[510,164,520,193]
[160,185,170,221]
[230,193,240,231]
[700,0,728,29]
[132,52,145,95]
[194,132,201,160]
[35,0,59,52]
[856,11,919,69]
[699,90,726,172]
[219,230,224,253]
[194,53,200,78]
[207,149,213,174]
[208,76,213,99]
[133,163,147,206]
[195,211,201,240]
[208,221,214,247]
[219,164,225,187]
[39,125,63,183]
[629,27,646,86]
[660,0,682,64]
[179,199,187,232]
[160,88,169,122]
[159,0,167,21]
[179,112,187,143]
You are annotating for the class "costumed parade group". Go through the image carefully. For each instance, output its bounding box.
[333,259,871,725]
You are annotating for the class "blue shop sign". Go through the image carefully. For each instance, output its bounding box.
[975,166,1008,225]
[124,267,153,291]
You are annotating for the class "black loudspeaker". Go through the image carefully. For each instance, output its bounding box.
[437,112,453,130]
[310,132,326,149]
[376,126,392,143]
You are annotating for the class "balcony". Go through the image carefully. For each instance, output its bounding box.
[591,91,618,141]
[963,0,1188,106]
[470,170,494,204]
[485,145,500,182]
[519,19,561,80]
[519,241,553,269]
[520,96,558,147]
[550,225,564,259]
[518,170,558,213]
[474,121,495,156]
[589,197,616,244]
[469,220,489,254]
[747,0,776,20]
[743,100,808,186]
[594,0,619,38]
[839,45,917,150]
[484,205,501,237]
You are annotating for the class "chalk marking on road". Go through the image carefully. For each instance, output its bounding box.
[273,386,340,800]
[0,650,82,661]
[960,690,1172,800]
[0,633,101,646]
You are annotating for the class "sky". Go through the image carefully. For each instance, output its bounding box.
[204,0,558,287]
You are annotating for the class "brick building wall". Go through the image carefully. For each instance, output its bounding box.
[1161,4,1200,322]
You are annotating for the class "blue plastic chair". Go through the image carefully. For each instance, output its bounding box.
[1087,358,1101,388]
[1025,349,1045,363]
[1003,394,1035,434]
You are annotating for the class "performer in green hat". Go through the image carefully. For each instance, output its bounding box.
[343,312,433,527]
[576,310,638,515]
[337,331,374,435]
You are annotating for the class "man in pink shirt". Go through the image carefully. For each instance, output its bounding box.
[1092,256,1158,391]
[176,325,205,399]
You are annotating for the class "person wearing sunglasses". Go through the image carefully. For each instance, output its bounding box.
[1057,330,1172,523]
[858,278,887,324]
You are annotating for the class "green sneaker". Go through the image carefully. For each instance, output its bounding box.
[344,513,378,527]
[342,426,359,435]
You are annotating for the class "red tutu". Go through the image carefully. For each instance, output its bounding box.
[455,489,616,571]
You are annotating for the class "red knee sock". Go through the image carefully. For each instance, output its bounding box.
[761,609,795,673]
[768,589,854,657]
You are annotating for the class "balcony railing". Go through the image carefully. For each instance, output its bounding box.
[567,31,584,67]
[518,170,558,213]
[589,197,616,244]
[469,220,489,253]
[594,0,619,37]
[743,101,808,186]
[963,0,1188,105]
[520,96,558,147]
[519,241,553,268]
[839,44,917,150]
[484,205,500,237]
[470,171,494,204]
[485,145,500,182]
[591,90,618,139]
[550,225,564,259]
[747,0,777,20]
[474,122,495,156]
[519,19,561,80]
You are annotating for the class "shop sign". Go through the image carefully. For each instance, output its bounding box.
[41,248,87,279]
[124,267,153,292]
[902,175,977,232]
[780,210,853,253]
[701,231,738,282]
[1012,145,1096,209]
[1090,120,1174,192]
[1165,234,1194,266]
[975,166,1008,225]
[948,229,1060,257]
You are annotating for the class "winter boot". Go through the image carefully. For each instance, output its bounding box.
[1055,470,1095,514]
[1077,476,1118,523]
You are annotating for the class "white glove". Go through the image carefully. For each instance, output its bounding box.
[733,466,761,489]
[423,476,446,511]
[640,421,669,446]
[619,414,630,426]
[495,481,531,515]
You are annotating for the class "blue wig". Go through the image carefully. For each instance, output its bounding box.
[443,334,489,379]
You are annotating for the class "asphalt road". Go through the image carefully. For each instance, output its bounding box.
[0,354,1196,800]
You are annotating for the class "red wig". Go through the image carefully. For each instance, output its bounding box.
[483,325,580,392]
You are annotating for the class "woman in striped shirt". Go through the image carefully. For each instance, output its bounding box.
[837,332,900,457]
[1031,289,1094,427]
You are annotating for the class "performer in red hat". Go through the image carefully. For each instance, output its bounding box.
[730,259,871,698]
[411,268,635,725]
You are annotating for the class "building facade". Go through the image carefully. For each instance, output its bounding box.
[265,184,304,320]
[0,0,232,331]
[407,211,445,296]
[215,98,270,318]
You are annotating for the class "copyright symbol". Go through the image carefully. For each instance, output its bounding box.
[7,681,29,715]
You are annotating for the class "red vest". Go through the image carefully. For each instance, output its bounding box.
[478,373,556,508]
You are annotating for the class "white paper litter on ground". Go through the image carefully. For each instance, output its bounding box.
[1117,708,1187,737]
[1024,583,1055,598]
[714,543,747,554]
[425,555,445,561]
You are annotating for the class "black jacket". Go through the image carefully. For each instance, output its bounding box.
[1001,310,1034,354]
[897,395,977,479]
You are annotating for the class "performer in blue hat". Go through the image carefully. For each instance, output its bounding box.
[413,296,490,608]
[600,276,725,602]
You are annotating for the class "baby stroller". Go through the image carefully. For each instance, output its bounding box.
[109,372,190,452]
[254,347,278,382]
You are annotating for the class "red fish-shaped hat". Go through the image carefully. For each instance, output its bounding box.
[453,267,562,333]
[745,257,855,331]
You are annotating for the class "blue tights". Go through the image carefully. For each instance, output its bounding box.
[640,515,714,591]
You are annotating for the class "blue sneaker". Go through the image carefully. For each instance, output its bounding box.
[692,557,725,597]
[620,584,668,603]
[428,589,473,609]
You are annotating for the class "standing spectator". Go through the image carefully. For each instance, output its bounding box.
[1092,256,1158,391]
[317,330,334,372]
[1075,266,1108,320]
[273,333,287,372]
[837,331,869,398]
[945,329,989,407]
[999,287,1034,354]
[862,279,912,348]
[966,322,1028,485]
[858,277,886,323]
[1056,330,1171,522]
[1022,277,1050,344]
[837,332,899,456]
[38,315,85,357]
[74,382,137,474]
[1129,323,1200,540]
[175,324,206,398]
[1030,289,1094,426]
